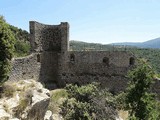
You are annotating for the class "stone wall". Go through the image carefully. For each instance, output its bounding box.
[9,53,40,81]
[58,51,134,92]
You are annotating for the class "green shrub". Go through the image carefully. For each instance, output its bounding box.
[60,83,117,120]
[122,60,160,120]
[0,16,15,84]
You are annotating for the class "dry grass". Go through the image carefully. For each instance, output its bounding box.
[1,80,35,117]
[118,110,128,120]
[2,82,17,98]
[14,89,33,117]
[48,89,67,114]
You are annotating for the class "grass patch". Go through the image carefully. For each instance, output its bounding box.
[118,110,128,120]
[48,89,68,113]
[51,89,68,101]
[2,82,17,98]
[14,89,33,117]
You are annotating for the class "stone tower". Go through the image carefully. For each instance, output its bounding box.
[29,21,69,88]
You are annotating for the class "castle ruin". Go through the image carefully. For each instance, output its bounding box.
[9,21,142,92]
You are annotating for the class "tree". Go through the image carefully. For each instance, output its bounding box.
[9,23,30,57]
[125,60,160,120]
[0,16,15,84]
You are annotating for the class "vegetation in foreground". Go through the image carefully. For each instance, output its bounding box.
[0,16,15,84]
[121,60,160,120]
[54,61,160,120]
[48,89,68,114]
[60,83,117,120]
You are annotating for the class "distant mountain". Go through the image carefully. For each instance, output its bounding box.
[142,37,160,48]
[112,37,160,49]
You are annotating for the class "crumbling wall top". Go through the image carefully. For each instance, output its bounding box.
[29,21,69,53]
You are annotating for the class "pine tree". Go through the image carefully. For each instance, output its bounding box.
[0,16,15,84]
[125,60,160,120]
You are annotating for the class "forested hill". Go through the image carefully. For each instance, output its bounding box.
[111,37,160,49]
[69,40,160,74]
[70,40,114,51]
[9,25,29,42]
[8,24,30,57]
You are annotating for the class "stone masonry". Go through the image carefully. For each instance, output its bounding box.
[9,21,160,94]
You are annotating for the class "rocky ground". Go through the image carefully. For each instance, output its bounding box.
[0,79,52,120]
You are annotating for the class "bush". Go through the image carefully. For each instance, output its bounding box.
[60,83,118,120]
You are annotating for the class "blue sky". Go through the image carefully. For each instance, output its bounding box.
[1,0,160,44]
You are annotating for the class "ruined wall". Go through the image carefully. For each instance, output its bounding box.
[9,21,135,92]
[58,51,135,92]
[29,21,69,53]
[9,53,40,81]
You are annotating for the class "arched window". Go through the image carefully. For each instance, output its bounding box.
[37,54,41,62]
[129,57,135,65]
[70,54,75,62]
[103,57,109,66]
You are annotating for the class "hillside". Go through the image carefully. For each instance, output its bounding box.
[9,25,30,57]
[112,37,160,49]
[70,40,114,51]
[0,16,30,57]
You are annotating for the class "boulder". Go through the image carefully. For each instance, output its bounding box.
[0,107,11,120]
[44,110,53,120]
[52,114,63,120]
